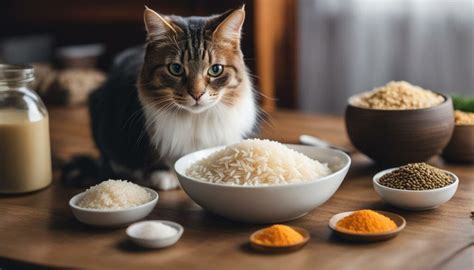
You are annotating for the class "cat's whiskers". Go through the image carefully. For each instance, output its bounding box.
[246,73,259,79]
[150,98,174,108]
[218,88,273,131]
[219,93,241,106]
[137,97,185,149]
[125,98,171,142]
[245,84,276,130]
[172,95,188,104]
[134,99,175,148]
[256,108,274,131]
[135,96,179,148]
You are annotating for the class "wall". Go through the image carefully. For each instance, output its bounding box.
[298,0,474,114]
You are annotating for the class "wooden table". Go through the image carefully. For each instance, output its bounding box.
[0,107,472,270]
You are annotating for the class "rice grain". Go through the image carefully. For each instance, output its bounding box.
[186,139,332,186]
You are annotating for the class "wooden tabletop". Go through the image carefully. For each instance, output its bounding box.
[0,106,472,270]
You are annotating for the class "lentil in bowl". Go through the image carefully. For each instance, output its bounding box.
[373,166,458,210]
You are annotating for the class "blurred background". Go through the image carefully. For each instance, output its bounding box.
[0,0,472,114]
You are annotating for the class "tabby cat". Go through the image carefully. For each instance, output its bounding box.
[88,6,257,190]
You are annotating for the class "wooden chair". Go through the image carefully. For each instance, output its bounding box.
[254,0,298,111]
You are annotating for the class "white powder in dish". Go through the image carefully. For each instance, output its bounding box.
[135,222,178,239]
[77,179,151,210]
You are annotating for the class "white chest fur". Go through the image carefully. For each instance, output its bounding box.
[142,91,257,166]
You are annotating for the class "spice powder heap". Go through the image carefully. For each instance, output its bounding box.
[253,224,304,246]
[379,162,453,190]
[336,210,397,234]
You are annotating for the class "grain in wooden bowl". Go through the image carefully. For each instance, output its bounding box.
[442,110,474,163]
[345,81,454,165]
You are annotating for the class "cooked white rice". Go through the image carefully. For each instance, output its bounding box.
[77,180,152,210]
[186,139,332,185]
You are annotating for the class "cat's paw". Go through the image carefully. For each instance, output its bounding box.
[149,171,180,191]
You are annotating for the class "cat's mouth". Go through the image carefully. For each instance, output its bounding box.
[185,101,216,113]
[170,92,221,114]
[174,99,217,114]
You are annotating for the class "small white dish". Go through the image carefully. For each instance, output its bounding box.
[69,187,158,227]
[175,144,351,223]
[126,220,183,249]
[373,168,459,210]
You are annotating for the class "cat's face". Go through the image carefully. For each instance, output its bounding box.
[139,7,247,114]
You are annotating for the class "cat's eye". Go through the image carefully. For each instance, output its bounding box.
[208,64,224,77]
[168,63,184,76]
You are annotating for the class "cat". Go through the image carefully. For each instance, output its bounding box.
[88,6,258,190]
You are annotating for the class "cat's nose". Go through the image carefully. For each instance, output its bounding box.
[188,91,205,101]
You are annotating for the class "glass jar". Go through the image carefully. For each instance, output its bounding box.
[0,64,52,193]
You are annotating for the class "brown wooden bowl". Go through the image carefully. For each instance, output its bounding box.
[345,94,454,165]
[249,226,310,253]
[442,124,474,163]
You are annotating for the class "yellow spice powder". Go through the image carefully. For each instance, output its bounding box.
[253,224,304,246]
[454,110,474,125]
[336,210,397,234]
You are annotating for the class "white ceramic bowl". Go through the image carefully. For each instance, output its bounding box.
[175,144,351,223]
[373,168,458,210]
[69,187,158,227]
[126,220,184,248]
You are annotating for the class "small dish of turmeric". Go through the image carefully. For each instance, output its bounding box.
[329,210,406,242]
[249,224,310,252]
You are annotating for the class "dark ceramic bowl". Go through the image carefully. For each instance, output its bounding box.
[345,94,454,165]
[442,125,474,163]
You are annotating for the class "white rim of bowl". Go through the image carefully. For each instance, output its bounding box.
[373,167,459,193]
[69,187,159,213]
[175,144,352,189]
[347,92,449,112]
[126,220,184,241]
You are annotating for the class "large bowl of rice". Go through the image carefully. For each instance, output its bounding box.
[174,139,351,223]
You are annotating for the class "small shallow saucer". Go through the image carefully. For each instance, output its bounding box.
[126,220,184,249]
[329,210,406,242]
[249,226,310,252]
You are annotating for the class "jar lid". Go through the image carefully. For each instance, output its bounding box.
[0,64,35,84]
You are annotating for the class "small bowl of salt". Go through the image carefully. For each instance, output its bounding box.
[126,220,183,248]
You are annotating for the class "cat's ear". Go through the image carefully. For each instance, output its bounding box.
[212,6,245,42]
[143,6,179,38]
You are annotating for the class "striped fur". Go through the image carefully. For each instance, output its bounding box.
[138,6,257,166]
[89,6,257,190]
